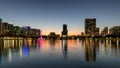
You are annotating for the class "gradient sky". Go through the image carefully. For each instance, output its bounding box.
[0,0,120,35]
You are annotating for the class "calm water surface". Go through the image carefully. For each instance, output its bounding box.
[0,39,120,68]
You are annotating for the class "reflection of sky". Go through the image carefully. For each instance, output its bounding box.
[0,0,120,35]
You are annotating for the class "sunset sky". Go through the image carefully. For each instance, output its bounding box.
[0,0,120,35]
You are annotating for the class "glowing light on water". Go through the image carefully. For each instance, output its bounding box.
[8,49,12,62]
[23,45,28,56]
[37,38,42,48]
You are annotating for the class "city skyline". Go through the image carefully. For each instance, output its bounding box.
[0,0,120,35]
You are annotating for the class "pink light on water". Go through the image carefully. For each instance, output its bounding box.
[37,38,42,48]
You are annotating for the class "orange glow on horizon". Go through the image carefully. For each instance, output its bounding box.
[42,31,81,36]
[41,28,84,36]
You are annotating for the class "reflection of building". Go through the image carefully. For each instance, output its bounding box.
[110,39,120,57]
[85,39,96,62]
[50,39,56,46]
[0,50,1,64]
[0,44,2,64]
[62,40,68,59]
[109,26,120,36]
[101,27,108,36]
[85,18,99,37]
[62,24,68,39]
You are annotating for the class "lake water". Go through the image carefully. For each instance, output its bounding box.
[0,39,120,68]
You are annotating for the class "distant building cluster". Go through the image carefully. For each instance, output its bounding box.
[46,24,68,40]
[0,18,119,39]
[0,18,40,38]
[84,18,120,37]
[48,32,60,40]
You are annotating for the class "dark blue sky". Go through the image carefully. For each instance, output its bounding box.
[0,0,120,35]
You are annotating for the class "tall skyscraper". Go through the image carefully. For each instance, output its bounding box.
[109,26,120,36]
[62,24,68,39]
[100,27,108,36]
[2,22,9,35]
[0,19,2,35]
[0,18,2,22]
[95,27,99,36]
[85,18,99,37]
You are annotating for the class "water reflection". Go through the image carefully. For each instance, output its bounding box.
[0,47,1,64]
[0,38,33,63]
[49,39,56,51]
[85,39,96,62]
[0,37,120,67]
[0,39,3,63]
[37,38,42,48]
[50,39,56,46]
[110,39,120,57]
[19,46,23,58]
[62,40,68,59]
[23,45,29,56]
[8,49,12,62]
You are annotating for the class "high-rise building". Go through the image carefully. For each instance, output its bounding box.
[7,24,14,36]
[29,28,40,37]
[100,27,108,36]
[109,26,120,36]
[36,29,40,37]
[13,26,22,36]
[85,18,96,37]
[22,26,31,36]
[0,19,2,35]
[0,18,2,22]
[62,24,68,39]
[2,22,9,35]
[95,27,99,36]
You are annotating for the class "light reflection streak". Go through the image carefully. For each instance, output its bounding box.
[23,45,29,56]
[37,38,42,48]
[8,49,12,62]
[62,40,68,59]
